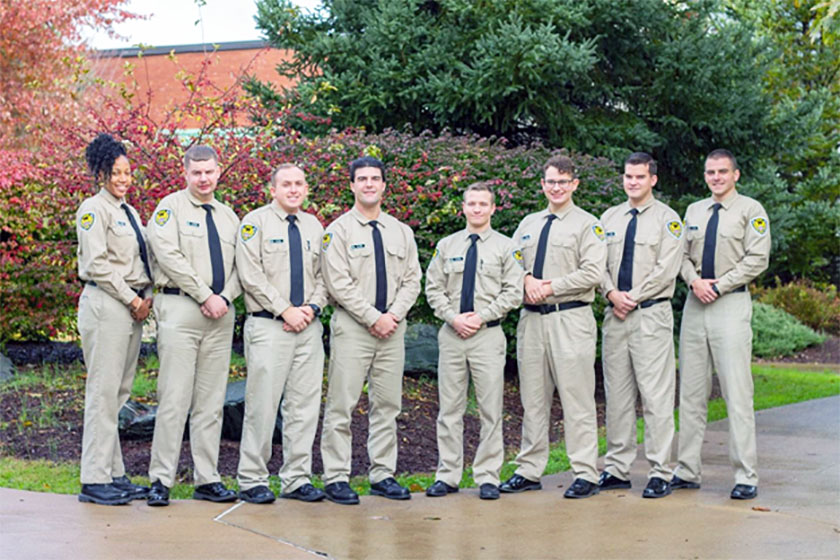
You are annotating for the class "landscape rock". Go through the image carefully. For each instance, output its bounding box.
[404,323,439,375]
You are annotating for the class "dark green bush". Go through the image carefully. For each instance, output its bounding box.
[751,302,825,358]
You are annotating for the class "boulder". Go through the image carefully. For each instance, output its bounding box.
[403,323,439,375]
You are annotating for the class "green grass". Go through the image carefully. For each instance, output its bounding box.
[1,364,837,496]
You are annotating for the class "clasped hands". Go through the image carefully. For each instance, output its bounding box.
[129,296,153,322]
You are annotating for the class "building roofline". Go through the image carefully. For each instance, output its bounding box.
[96,40,271,58]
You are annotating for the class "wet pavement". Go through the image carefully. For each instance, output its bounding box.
[2,396,838,559]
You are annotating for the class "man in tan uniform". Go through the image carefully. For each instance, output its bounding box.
[500,155,607,499]
[424,182,524,501]
[235,164,327,504]
[673,149,770,500]
[598,152,683,499]
[320,156,422,505]
[146,145,241,506]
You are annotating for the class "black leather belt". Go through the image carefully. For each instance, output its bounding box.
[162,287,184,296]
[731,285,747,293]
[87,281,145,298]
[608,298,670,310]
[248,310,284,322]
[486,319,501,328]
[524,301,588,314]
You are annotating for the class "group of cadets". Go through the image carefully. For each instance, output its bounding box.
[75,136,770,507]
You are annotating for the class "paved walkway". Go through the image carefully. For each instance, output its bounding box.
[2,396,838,559]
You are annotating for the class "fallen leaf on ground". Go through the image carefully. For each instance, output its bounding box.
[751,506,771,512]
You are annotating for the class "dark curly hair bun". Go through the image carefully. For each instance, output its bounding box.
[85,133,127,182]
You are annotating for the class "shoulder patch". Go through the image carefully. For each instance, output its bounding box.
[666,220,683,239]
[154,208,172,227]
[591,223,606,242]
[750,216,768,235]
[512,249,524,267]
[79,212,95,231]
[240,223,257,242]
[322,232,333,252]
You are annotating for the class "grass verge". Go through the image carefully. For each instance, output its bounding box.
[1,365,837,497]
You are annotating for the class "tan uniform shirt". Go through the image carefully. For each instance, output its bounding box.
[513,204,607,302]
[76,189,152,304]
[236,203,327,315]
[680,192,771,294]
[425,228,524,323]
[600,198,684,301]
[147,189,241,303]
[321,207,422,326]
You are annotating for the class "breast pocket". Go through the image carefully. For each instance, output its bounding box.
[385,242,406,276]
[718,225,745,259]
[108,222,137,257]
[478,260,503,295]
[632,236,659,271]
[518,235,537,267]
[605,234,624,271]
[348,242,373,277]
[549,236,578,270]
[262,238,288,277]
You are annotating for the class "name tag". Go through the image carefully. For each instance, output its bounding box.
[449,256,464,262]
[187,221,200,228]
[606,231,616,238]
[269,238,285,244]
[688,225,699,231]
[351,243,366,250]
[521,234,531,241]
[116,220,128,227]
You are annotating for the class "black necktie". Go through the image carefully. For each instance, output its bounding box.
[202,204,224,294]
[459,233,480,313]
[701,203,722,279]
[288,214,304,307]
[120,203,151,282]
[617,208,639,292]
[532,214,556,279]
[370,220,387,313]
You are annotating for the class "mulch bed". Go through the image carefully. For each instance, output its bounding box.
[3,336,837,482]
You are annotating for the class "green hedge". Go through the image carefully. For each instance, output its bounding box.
[751,302,825,359]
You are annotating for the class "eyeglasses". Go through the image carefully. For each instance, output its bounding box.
[544,179,574,187]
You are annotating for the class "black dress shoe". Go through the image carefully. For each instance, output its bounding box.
[730,484,758,500]
[112,476,149,500]
[479,483,500,500]
[598,472,631,490]
[370,477,411,500]
[499,474,542,493]
[147,480,170,507]
[642,477,672,499]
[239,485,276,504]
[281,483,325,502]
[563,478,600,499]
[193,482,237,503]
[78,483,132,505]
[670,475,701,490]
[324,482,360,505]
[426,480,459,497]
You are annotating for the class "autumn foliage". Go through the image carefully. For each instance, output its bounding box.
[0,42,627,341]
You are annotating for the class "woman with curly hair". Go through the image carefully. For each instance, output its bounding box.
[76,133,153,505]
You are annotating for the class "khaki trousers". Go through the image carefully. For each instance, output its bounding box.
[320,308,406,485]
[78,284,142,484]
[602,302,675,481]
[435,324,506,487]
[149,293,235,487]
[237,316,324,493]
[675,290,757,486]
[514,306,599,483]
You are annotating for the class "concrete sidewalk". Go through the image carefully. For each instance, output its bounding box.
[2,396,838,559]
